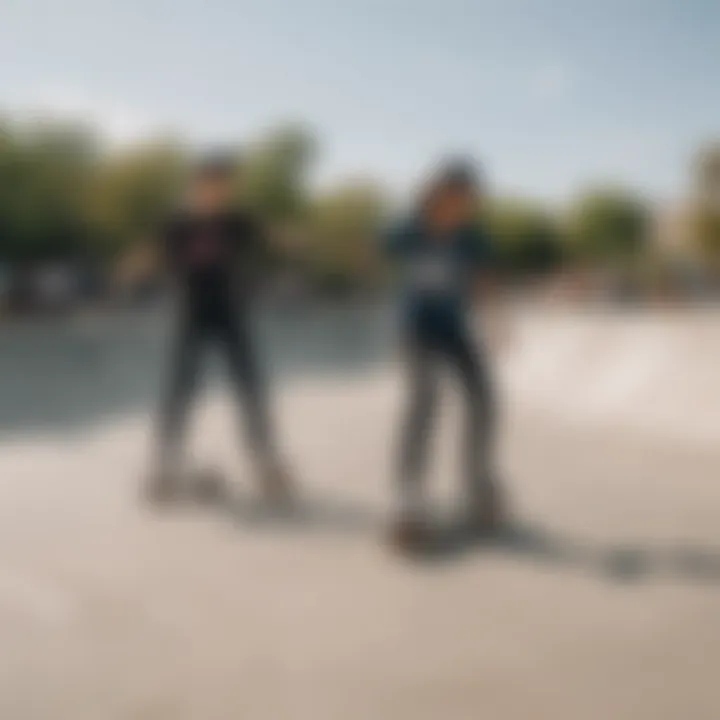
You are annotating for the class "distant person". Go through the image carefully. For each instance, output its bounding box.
[146,154,292,503]
[384,160,506,549]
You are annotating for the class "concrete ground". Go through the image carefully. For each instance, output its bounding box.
[1,372,719,720]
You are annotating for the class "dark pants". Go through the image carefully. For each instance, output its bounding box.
[399,323,496,508]
[157,306,274,470]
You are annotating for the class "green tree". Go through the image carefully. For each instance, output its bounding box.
[691,209,720,271]
[305,180,387,292]
[484,198,564,275]
[690,142,720,273]
[0,119,99,262]
[567,188,650,265]
[243,124,317,222]
[693,141,720,206]
[84,138,186,257]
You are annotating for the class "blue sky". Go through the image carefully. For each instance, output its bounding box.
[1,0,718,200]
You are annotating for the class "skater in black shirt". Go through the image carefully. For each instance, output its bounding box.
[146,154,292,503]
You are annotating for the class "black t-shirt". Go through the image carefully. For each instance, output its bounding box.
[162,209,267,312]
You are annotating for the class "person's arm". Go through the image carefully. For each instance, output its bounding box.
[241,213,275,292]
[463,225,497,301]
[466,226,512,353]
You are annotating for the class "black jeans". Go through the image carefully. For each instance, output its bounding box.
[157,305,274,470]
[399,323,496,507]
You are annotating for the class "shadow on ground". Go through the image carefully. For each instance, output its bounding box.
[143,485,720,586]
[423,522,720,585]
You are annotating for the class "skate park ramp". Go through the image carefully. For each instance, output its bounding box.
[501,308,720,446]
[0,308,719,720]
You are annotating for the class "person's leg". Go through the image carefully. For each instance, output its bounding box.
[444,327,501,525]
[216,313,284,487]
[151,314,204,487]
[397,335,439,522]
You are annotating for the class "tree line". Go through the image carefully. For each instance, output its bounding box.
[0,116,718,294]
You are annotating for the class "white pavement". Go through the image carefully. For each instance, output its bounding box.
[1,311,720,719]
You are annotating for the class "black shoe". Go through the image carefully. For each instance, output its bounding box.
[143,468,181,506]
[388,513,431,554]
[192,467,226,504]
